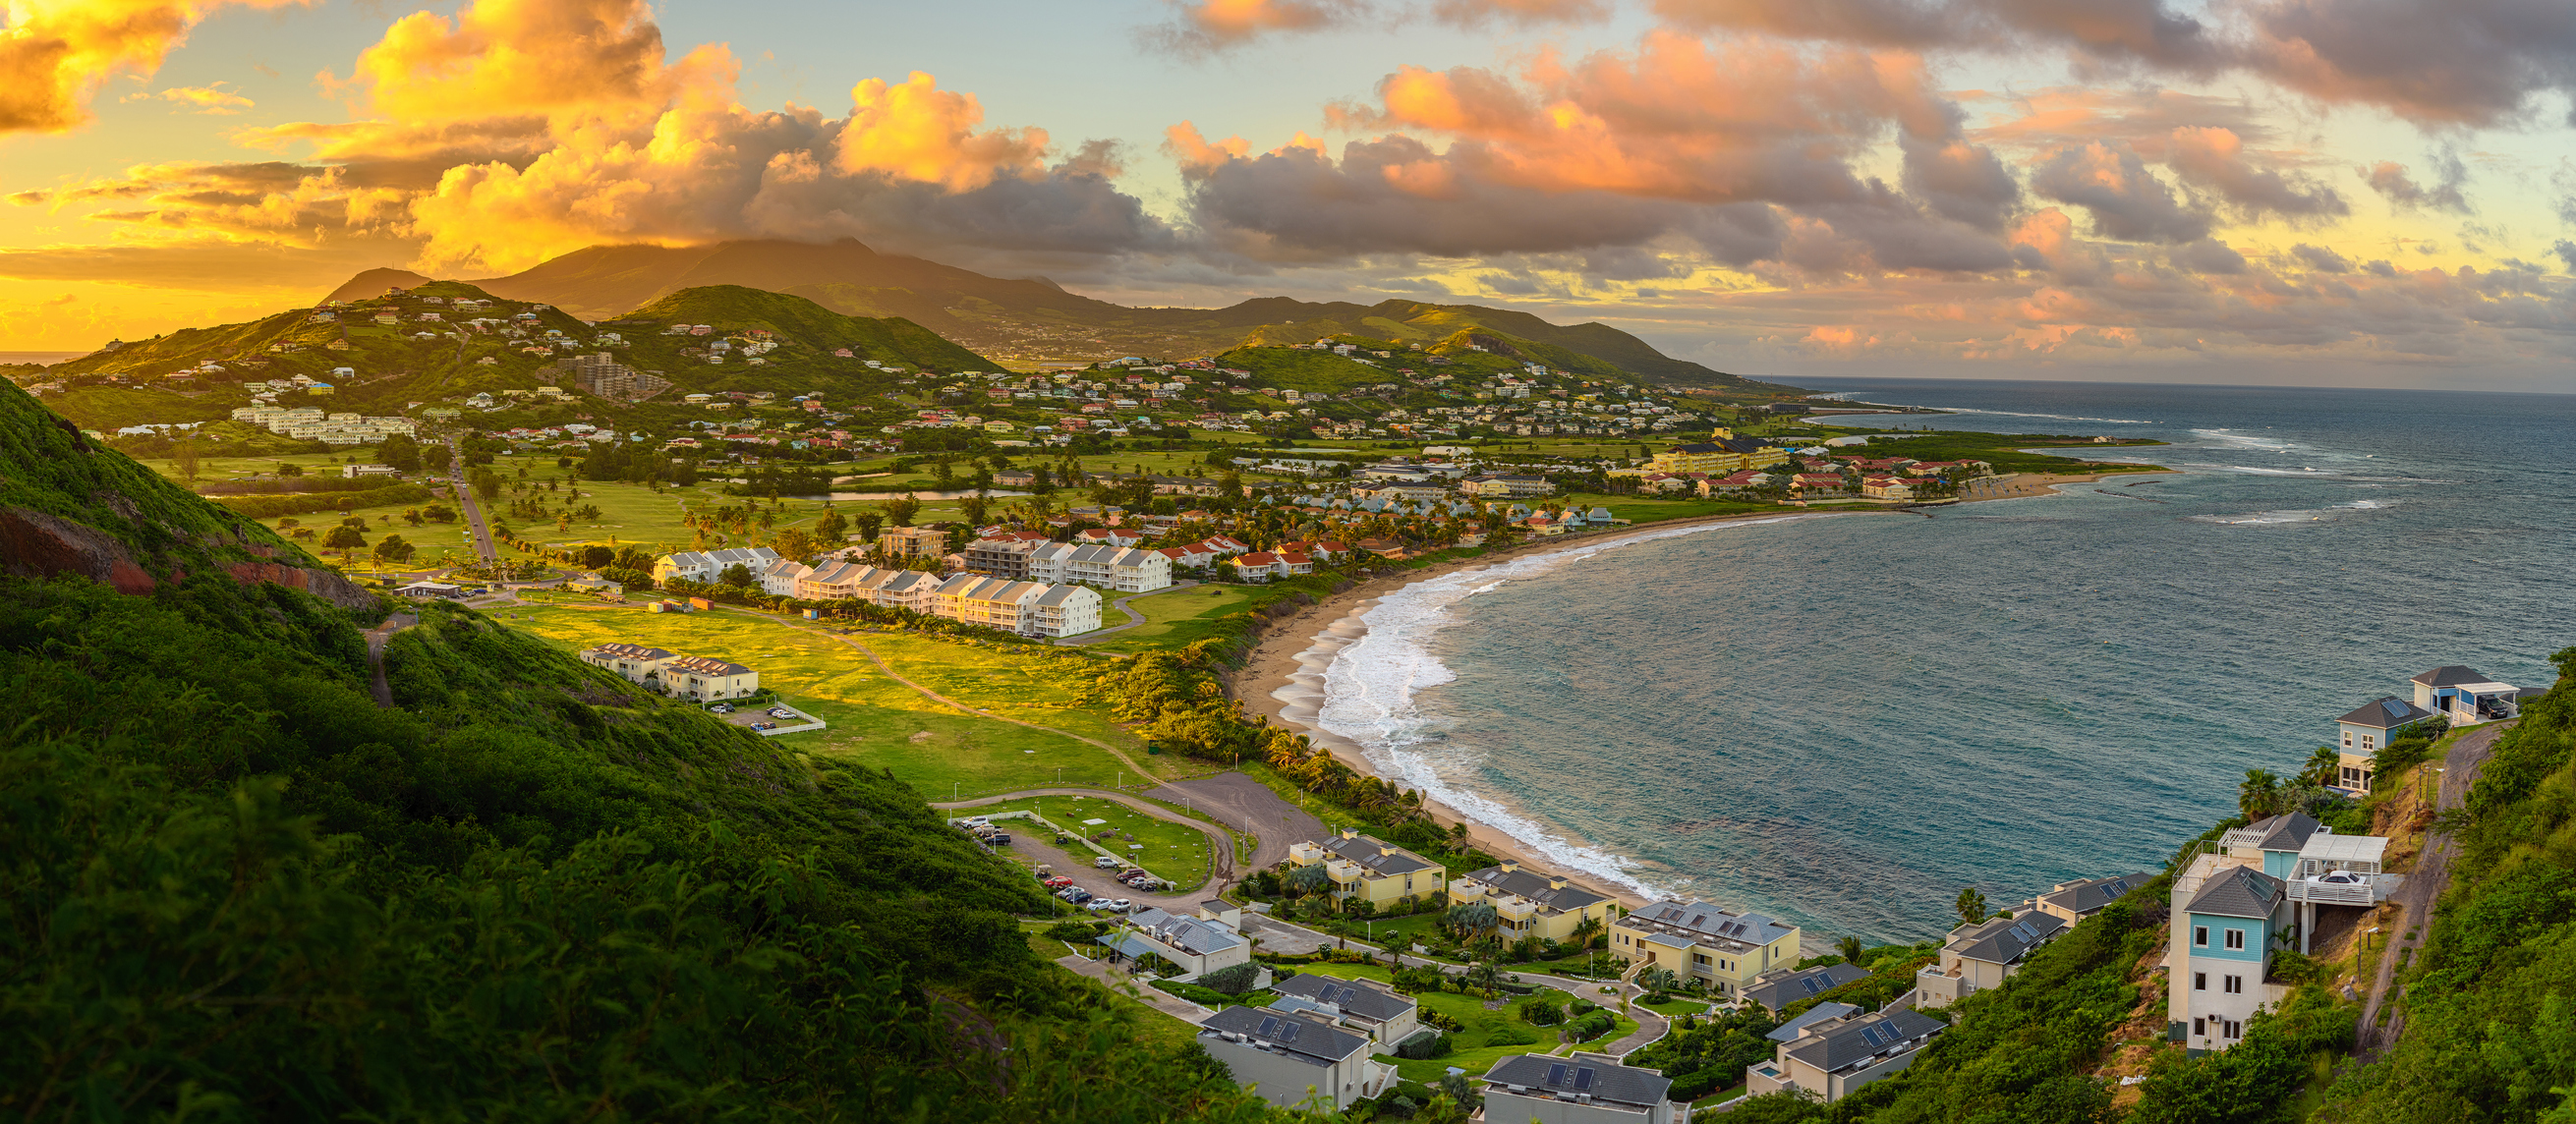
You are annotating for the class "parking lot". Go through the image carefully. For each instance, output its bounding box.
[951,815,1212,921]
[704,701,823,735]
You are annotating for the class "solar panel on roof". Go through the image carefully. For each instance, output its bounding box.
[1278,1022,1299,1042]
[1257,1017,1278,1037]
[1801,977,1821,994]
[1547,1063,1569,1086]
[1860,1024,1894,1047]
[2384,699,2409,719]
[1318,984,1340,1003]
[1574,1067,1596,1091]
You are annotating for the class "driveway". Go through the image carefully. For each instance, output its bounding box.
[2358,718,2515,1055]
[1056,954,1215,1025]
[1148,771,1326,872]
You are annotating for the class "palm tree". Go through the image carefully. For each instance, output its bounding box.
[1444,900,1499,938]
[1836,934,1866,964]
[1569,915,1604,951]
[2240,768,2286,821]
[1955,887,1988,928]
[2300,746,2341,788]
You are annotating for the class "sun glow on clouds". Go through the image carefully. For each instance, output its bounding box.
[1,0,2573,376]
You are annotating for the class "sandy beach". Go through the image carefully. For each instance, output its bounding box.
[1222,470,2131,912]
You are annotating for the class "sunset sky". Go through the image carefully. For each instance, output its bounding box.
[4,0,2574,387]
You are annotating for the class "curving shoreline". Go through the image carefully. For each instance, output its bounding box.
[1222,473,2135,916]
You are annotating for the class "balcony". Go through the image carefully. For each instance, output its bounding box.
[1325,859,1367,885]
[1915,968,1973,1007]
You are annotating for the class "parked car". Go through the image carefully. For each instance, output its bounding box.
[710,703,733,714]
[768,707,793,719]
[750,721,775,730]
[1093,856,1119,870]
[1067,889,1093,904]
[989,833,1010,846]
[1043,876,1073,888]
[1107,899,1130,912]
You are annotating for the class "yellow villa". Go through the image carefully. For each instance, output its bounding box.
[1288,829,1445,907]
[1610,899,1803,999]
[1448,861,1614,944]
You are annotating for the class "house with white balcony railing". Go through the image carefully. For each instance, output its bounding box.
[2411,665,2521,726]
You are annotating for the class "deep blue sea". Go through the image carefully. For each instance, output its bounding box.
[1310,379,2576,944]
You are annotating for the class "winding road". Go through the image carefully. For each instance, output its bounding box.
[2356,717,2515,1056]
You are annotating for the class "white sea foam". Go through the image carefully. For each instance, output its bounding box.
[1308,515,1838,899]
[2189,497,2402,525]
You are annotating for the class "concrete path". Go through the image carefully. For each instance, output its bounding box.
[1056,954,1214,1025]
[933,787,1239,901]
[445,435,497,564]
[362,612,418,707]
[2358,718,2514,1056]
[1147,771,1327,872]
[1055,580,1202,646]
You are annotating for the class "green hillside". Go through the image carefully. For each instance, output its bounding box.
[0,380,1272,1119]
[606,284,997,371]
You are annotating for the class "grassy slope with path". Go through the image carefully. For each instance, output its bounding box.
[1083,585,1268,655]
[495,603,1196,799]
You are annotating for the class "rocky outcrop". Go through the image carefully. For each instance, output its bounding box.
[0,504,377,609]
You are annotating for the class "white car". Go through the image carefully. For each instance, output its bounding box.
[1108,898,1131,912]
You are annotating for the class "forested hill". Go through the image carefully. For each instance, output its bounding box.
[0,377,1271,1121]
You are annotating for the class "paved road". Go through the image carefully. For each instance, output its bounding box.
[1056,954,1216,1025]
[2358,718,2514,1055]
[446,435,496,564]
[362,612,419,707]
[1054,580,1201,646]
[1147,771,1326,872]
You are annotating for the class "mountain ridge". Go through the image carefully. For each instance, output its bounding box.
[323,238,1789,392]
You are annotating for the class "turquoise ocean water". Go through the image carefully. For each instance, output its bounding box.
[1309,380,2576,943]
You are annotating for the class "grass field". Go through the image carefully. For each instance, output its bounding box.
[1288,962,1638,1084]
[1084,585,1265,655]
[496,603,1187,799]
[976,794,1211,886]
[1558,493,1784,525]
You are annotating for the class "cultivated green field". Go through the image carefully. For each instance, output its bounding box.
[495,603,1188,799]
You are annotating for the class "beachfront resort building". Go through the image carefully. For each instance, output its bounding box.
[1287,830,1446,908]
[1477,1053,1677,1124]
[578,642,760,702]
[1198,1006,1392,1110]
[1915,912,2068,1009]
[1745,1007,1947,1103]
[1447,861,1616,944]
[1609,900,1803,999]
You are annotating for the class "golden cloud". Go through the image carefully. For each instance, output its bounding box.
[0,0,312,132]
[835,72,1052,192]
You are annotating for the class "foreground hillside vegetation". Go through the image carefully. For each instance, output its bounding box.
[0,380,1279,1121]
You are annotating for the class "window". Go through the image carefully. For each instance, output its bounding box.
[2224,975,2244,994]
[2363,735,2376,749]
[2194,926,2209,947]
[2224,1020,2243,1040]
[2225,928,2246,951]
[2194,972,2207,991]
[2342,732,2353,747]
[2193,1018,2206,1037]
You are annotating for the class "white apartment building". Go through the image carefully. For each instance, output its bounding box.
[653,546,781,585]
[1025,542,1173,592]
[578,642,760,701]
[1028,584,1103,637]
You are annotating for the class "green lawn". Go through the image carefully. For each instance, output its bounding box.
[1287,962,1639,1084]
[497,603,1173,800]
[1556,493,1783,525]
[972,795,1212,888]
[1084,585,1265,654]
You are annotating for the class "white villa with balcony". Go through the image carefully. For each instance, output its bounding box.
[2411,665,2520,727]
[2165,812,2399,1050]
[1287,830,1445,908]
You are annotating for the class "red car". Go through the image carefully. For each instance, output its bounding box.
[1043,876,1074,889]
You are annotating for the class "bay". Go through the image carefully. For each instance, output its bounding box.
[1313,379,2576,943]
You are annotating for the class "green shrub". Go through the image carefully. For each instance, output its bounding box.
[1394,1031,1453,1060]
[1520,995,1566,1026]
[1199,963,1260,995]
[1567,1011,1615,1042]
[1480,1022,1540,1047]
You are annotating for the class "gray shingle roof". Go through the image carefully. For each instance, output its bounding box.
[1743,963,1869,1012]
[1767,1002,1861,1042]
[1628,900,1796,955]
[2412,665,2490,687]
[1273,975,1415,1025]
[2185,865,2285,920]
[1320,834,1442,876]
[1125,908,1246,957]
[1201,1005,1367,1065]
[2039,872,2152,917]
[1780,1008,1945,1073]
[1463,865,1610,914]
[2338,696,2435,729]
[2248,812,2323,853]
[1944,911,2068,967]
[1482,1052,1670,1109]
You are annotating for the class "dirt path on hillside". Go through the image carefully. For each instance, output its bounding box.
[363,612,417,707]
[2357,718,2515,1056]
